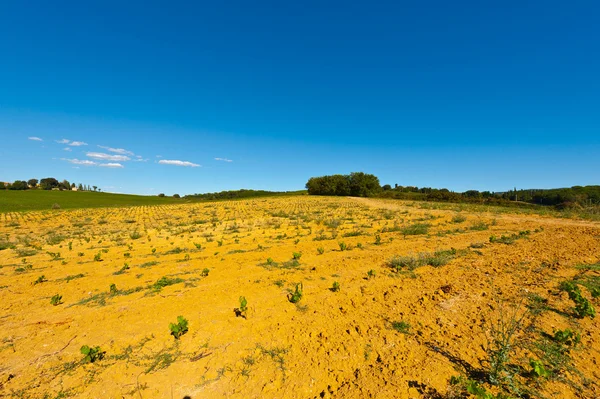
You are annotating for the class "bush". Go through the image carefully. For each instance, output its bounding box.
[50,294,63,306]
[288,283,303,303]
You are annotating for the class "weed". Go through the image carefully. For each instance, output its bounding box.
[50,294,63,306]
[33,275,47,285]
[374,233,382,245]
[452,214,467,223]
[152,276,185,291]
[109,284,118,295]
[317,246,324,255]
[235,296,248,318]
[80,345,105,363]
[331,281,340,292]
[201,268,210,277]
[560,281,595,318]
[169,316,188,339]
[390,321,410,334]
[367,269,376,279]
[129,231,142,240]
[338,242,347,251]
[93,252,102,262]
[401,223,430,236]
[288,283,303,303]
[292,252,302,260]
[113,264,130,275]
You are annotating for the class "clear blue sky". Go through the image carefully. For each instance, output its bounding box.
[1,1,598,195]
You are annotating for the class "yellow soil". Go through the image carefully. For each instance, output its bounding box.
[0,196,599,398]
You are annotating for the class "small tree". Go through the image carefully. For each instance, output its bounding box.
[93,186,97,192]
[158,193,165,197]
[173,194,180,198]
[28,179,38,188]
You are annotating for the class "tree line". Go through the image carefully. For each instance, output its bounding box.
[183,189,305,201]
[1,178,98,192]
[306,172,600,209]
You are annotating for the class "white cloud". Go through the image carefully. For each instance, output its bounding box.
[69,141,88,146]
[99,163,124,168]
[98,145,134,156]
[156,155,162,158]
[86,152,130,161]
[56,138,70,144]
[64,147,72,151]
[215,157,233,162]
[158,159,200,167]
[28,136,43,141]
[62,158,97,166]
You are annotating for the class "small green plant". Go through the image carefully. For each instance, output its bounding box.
[331,281,340,292]
[338,242,347,251]
[391,320,410,334]
[560,281,595,318]
[529,358,549,378]
[80,345,105,363]
[193,242,202,249]
[367,269,376,279]
[113,263,130,275]
[109,284,118,295]
[50,294,63,306]
[317,247,324,255]
[235,296,248,318]
[288,283,303,303]
[94,252,102,262]
[129,231,142,240]
[292,252,302,260]
[151,248,156,254]
[452,214,467,223]
[201,268,210,277]
[33,275,47,285]
[217,240,223,247]
[266,257,274,265]
[374,234,382,245]
[552,329,580,346]
[169,316,189,339]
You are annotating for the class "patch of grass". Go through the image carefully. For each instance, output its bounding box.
[451,214,467,223]
[469,221,489,231]
[139,261,159,268]
[390,320,410,334]
[33,275,47,285]
[16,248,38,257]
[151,276,185,291]
[59,273,85,283]
[400,223,430,236]
[331,281,340,292]
[388,248,461,271]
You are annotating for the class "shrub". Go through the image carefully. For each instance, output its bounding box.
[80,345,105,363]
[338,242,347,251]
[292,252,302,260]
[317,247,324,255]
[367,269,376,279]
[51,203,61,210]
[201,268,210,277]
[169,316,188,339]
[109,284,118,295]
[331,282,340,292]
[452,214,467,223]
[129,231,142,240]
[93,252,102,262]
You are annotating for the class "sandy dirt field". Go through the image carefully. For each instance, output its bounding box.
[1,196,599,398]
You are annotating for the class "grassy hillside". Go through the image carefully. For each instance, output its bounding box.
[0,190,186,212]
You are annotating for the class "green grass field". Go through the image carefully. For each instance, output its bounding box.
[0,190,186,212]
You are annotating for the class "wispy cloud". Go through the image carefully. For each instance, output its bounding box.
[98,145,134,156]
[99,163,124,168]
[86,152,130,161]
[28,136,43,141]
[69,141,88,146]
[214,157,233,162]
[62,158,97,166]
[64,147,72,151]
[158,159,200,167]
[56,138,70,144]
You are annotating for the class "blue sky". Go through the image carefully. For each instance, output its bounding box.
[1,1,598,195]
